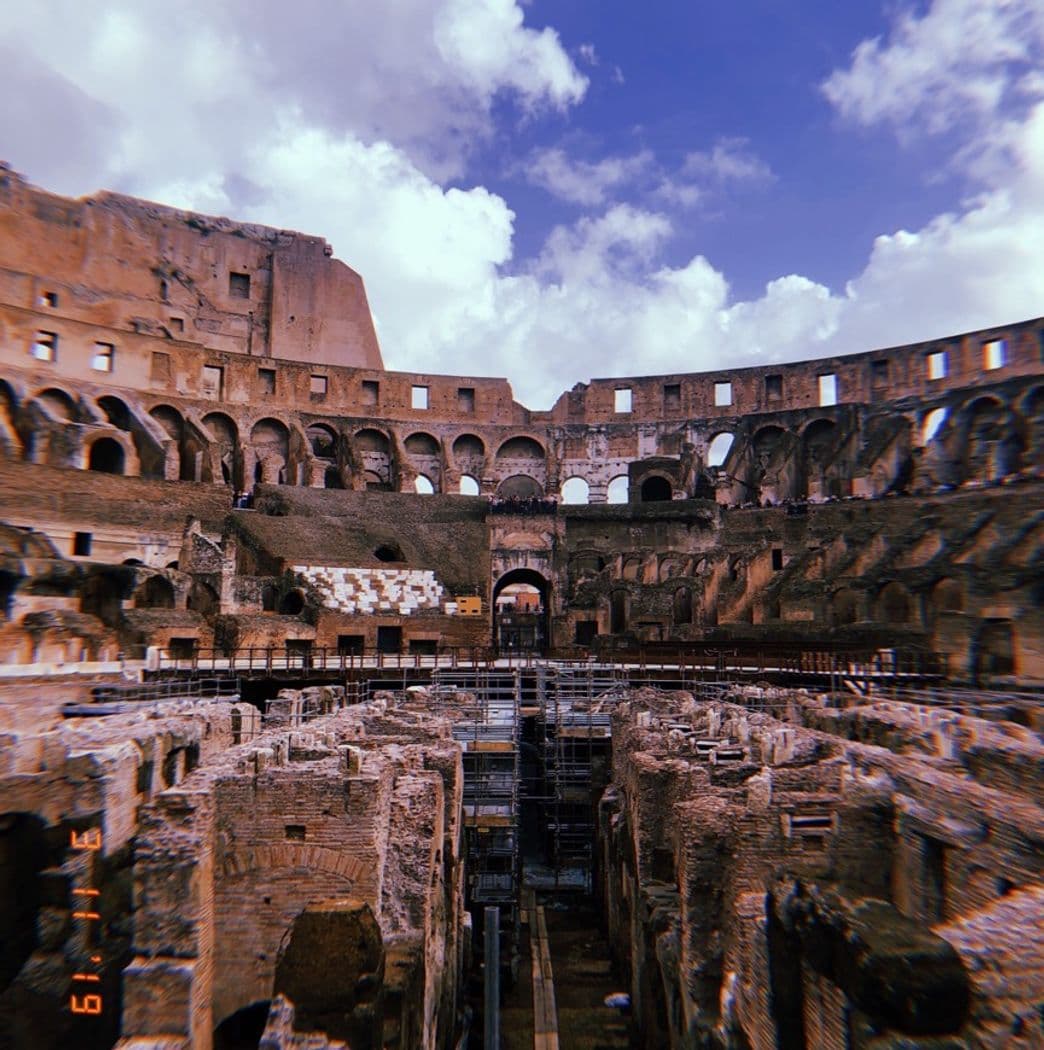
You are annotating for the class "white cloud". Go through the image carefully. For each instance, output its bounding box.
[822,0,1044,137]
[523,148,654,205]
[681,137,775,184]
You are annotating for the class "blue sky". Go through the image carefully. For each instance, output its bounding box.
[2,0,1043,407]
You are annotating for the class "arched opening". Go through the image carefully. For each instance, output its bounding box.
[707,432,734,468]
[404,431,440,456]
[279,589,305,616]
[151,404,197,481]
[610,590,628,634]
[87,436,125,474]
[324,466,344,489]
[374,543,405,563]
[453,433,485,463]
[673,586,693,626]
[203,412,239,486]
[640,476,672,502]
[493,569,550,653]
[496,436,545,461]
[879,581,913,624]
[459,474,480,496]
[261,584,278,612]
[355,428,392,490]
[496,474,542,499]
[98,395,133,430]
[0,813,49,994]
[832,588,859,626]
[250,418,290,485]
[974,620,1015,680]
[561,477,589,505]
[36,387,78,422]
[213,1000,271,1050]
[81,572,126,625]
[800,418,837,499]
[135,576,176,609]
[306,423,337,460]
[922,407,948,445]
[932,578,963,614]
[414,474,435,495]
[187,580,219,616]
[606,475,629,504]
[752,425,785,471]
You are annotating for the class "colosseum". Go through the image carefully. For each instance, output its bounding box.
[0,165,1040,1050]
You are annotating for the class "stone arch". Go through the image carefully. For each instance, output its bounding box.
[404,431,440,456]
[921,407,948,445]
[306,422,338,460]
[640,475,672,502]
[493,568,550,652]
[453,433,485,461]
[324,465,344,489]
[459,474,480,495]
[202,412,239,486]
[962,396,1012,483]
[800,417,838,499]
[752,425,785,463]
[707,432,734,468]
[35,386,78,422]
[561,476,589,504]
[187,580,219,616]
[414,474,435,494]
[832,588,860,626]
[932,578,963,614]
[354,428,392,490]
[496,474,542,499]
[1021,385,1044,468]
[496,435,545,461]
[81,571,128,625]
[878,581,913,624]
[151,404,199,481]
[606,475,629,504]
[673,586,693,625]
[135,576,176,609]
[279,589,305,615]
[97,395,133,430]
[87,435,125,474]
[973,619,1015,679]
[250,418,290,486]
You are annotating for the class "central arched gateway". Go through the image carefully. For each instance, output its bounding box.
[493,568,550,653]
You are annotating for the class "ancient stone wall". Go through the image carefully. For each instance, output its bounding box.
[599,687,1044,1049]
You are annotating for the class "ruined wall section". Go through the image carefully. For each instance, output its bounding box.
[0,167,382,375]
[600,689,1044,1049]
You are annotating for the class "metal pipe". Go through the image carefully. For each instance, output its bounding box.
[484,905,500,1050]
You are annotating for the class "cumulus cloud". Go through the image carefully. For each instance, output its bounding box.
[0,0,1042,412]
[822,0,1044,137]
[522,148,654,205]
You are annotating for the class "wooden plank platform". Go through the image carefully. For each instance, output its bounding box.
[527,892,560,1050]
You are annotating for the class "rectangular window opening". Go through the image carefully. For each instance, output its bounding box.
[201,364,224,399]
[72,532,92,556]
[457,387,475,413]
[614,387,632,413]
[411,385,429,410]
[91,342,114,372]
[714,381,732,407]
[361,380,379,407]
[150,351,171,382]
[771,548,784,571]
[575,620,598,646]
[983,338,1006,371]
[31,331,57,362]
[258,368,276,395]
[309,374,328,396]
[169,317,184,334]
[40,291,58,308]
[169,637,197,660]
[663,383,681,411]
[765,374,782,400]
[337,634,364,656]
[228,271,251,299]
[409,639,438,656]
[284,824,306,841]
[927,350,948,381]
[871,359,889,385]
[818,373,837,407]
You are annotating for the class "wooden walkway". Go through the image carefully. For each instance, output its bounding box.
[524,891,560,1050]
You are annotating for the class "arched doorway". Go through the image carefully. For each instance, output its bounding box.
[493,569,550,653]
[213,1000,271,1050]
[640,475,672,502]
[87,437,125,474]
